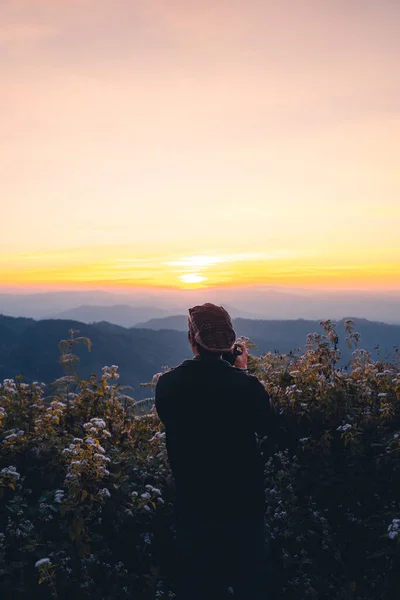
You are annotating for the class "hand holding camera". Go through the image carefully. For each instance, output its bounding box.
[222,341,248,369]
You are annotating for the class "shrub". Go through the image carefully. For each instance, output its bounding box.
[0,323,399,599]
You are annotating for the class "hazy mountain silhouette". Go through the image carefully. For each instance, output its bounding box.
[52,304,169,327]
[135,315,189,330]
[136,314,400,354]
[0,291,119,319]
[0,315,399,400]
[0,288,399,323]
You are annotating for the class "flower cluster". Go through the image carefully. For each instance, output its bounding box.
[0,465,21,483]
[388,519,400,540]
[337,423,352,433]
[102,365,120,381]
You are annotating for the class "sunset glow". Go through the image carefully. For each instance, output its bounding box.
[1,1,399,291]
[179,274,208,285]
[1,248,399,291]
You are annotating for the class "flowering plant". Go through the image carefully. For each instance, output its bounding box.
[0,322,399,599]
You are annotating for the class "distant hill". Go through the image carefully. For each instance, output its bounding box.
[0,316,190,399]
[135,315,400,357]
[0,291,119,319]
[0,315,399,399]
[135,315,189,331]
[51,304,169,327]
[234,317,400,356]
[0,288,399,323]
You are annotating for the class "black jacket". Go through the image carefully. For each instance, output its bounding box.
[155,356,277,521]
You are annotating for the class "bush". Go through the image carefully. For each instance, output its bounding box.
[0,322,399,599]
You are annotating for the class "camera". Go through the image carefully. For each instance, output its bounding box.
[222,344,243,365]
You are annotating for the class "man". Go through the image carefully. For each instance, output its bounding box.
[155,303,276,600]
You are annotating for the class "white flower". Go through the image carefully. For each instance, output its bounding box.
[378,393,388,398]
[1,466,21,480]
[91,418,106,428]
[141,492,151,500]
[35,558,51,568]
[4,430,24,441]
[54,489,65,503]
[388,519,400,540]
[145,485,161,495]
[50,400,66,409]
[84,418,106,430]
[94,453,110,463]
[143,505,151,512]
[337,424,352,433]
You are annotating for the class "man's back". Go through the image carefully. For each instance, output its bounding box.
[156,356,275,517]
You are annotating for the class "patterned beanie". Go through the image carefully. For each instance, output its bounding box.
[188,303,236,352]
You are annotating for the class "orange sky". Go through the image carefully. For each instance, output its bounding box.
[1,0,399,291]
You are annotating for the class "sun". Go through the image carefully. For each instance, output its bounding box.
[179,273,207,285]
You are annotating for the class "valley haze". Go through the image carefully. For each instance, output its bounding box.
[0,287,399,325]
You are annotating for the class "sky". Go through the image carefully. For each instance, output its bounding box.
[1,0,400,291]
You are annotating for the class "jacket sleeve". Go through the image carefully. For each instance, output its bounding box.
[249,376,278,439]
[155,373,174,426]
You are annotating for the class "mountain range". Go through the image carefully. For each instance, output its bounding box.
[0,314,399,400]
[52,305,170,327]
[0,288,399,323]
